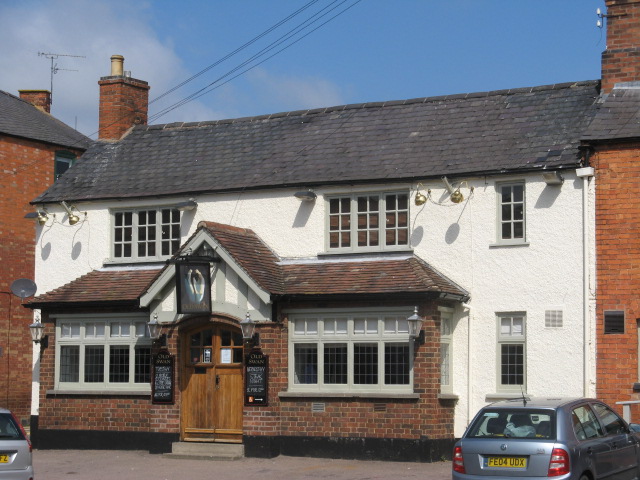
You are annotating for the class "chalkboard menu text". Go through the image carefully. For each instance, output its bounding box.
[245,351,268,406]
[152,349,174,404]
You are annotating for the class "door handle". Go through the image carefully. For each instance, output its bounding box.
[216,374,220,390]
[587,447,593,455]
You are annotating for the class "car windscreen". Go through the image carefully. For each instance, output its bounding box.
[466,409,556,439]
[0,413,25,440]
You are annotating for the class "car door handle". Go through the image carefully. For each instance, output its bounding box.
[587,447,593,455]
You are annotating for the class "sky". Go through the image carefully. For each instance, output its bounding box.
[0,0,606,139]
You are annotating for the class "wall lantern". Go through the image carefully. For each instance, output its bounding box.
[442,177,464,204]
[240,312,259,347]
[407,306,425,346]
[148,314,166,346]
[24,209,50,225]
[29,320,44,343]
[414,184,427,206]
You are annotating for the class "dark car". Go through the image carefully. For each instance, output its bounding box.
[453,397,640,480]
[0,408,33,480]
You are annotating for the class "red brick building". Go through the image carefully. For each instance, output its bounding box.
[582,0,640,421]
[0,89,89,425]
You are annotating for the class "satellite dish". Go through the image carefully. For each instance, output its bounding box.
[10,278,37,300]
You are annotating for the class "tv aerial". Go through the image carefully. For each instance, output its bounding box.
[10,278,37,301]
[38,52,86,104]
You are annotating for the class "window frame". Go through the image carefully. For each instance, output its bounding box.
[54,313,152,393]
[495,181,526,245]
[54,150,76,181]
[439,307,454,395]
[287,308,416,394]
[496,312,527,393]
[325,191,411,253]
[110,206,181,263]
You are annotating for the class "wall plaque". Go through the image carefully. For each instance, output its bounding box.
[245,351,268,406]
[152,349,174,404]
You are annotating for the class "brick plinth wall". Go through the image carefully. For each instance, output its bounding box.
[594,142,640,420]
[0,135,83,425]
[602,0,640,94]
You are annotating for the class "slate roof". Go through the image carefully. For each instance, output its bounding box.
[582,84,640,142]
[0,90,91,149]
[28,223,468,307]
[33,80,600,204]
[28,269,162,308]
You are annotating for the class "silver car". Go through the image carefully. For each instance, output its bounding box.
[453,397,640,480]
[0,408,33,480]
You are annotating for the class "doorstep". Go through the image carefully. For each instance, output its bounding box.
[165,442,244,461]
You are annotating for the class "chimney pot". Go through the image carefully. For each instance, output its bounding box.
[110,55,124,76]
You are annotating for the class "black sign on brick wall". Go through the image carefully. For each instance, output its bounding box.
[152,349,174,404]
[245,350,268,406]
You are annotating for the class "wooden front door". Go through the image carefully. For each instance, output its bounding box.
[181,324,244,443]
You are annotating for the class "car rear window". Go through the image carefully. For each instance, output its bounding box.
[466,409,555,439]
[0,413,26,441]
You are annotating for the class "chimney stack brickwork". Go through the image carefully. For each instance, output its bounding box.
[602,0,640,93]
[19,90,52,113]
[98,55,150,141]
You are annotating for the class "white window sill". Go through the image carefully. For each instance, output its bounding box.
[489,242,530,249]
[279,391,419,400]
[47,389,150,396]
[438,393,459,401]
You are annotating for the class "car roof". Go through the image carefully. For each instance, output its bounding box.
[485,397,593,410]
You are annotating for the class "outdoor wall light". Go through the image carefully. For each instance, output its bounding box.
[294,190,317,201]
[407,306,425,346]
[176,199,198,211]
[24,209,50,225]
[414,184,427,206]
[542,171,564,186]
[61,201,80,225]
[240,312,260,347]
[442,177,464,204]
[29,316,49,348]
[148,314,167,346]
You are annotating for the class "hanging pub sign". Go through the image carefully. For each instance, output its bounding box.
[245,351,268,406]
[175,261,211,314]
[152,349,174,405]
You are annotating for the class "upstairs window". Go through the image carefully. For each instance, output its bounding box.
[497,182,526,245]
[112,208,181,261]
[54,151,76,180]
[327,192,409,253]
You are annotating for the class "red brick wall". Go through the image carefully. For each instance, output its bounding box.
[594,142,640,420]
[98,77,149,140]
[37,301,454,443]
[0,135,83,425]
[602,0,640,93]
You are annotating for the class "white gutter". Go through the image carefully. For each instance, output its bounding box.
[577,166,594,397]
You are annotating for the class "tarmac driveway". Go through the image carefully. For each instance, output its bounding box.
[33,449,452,479]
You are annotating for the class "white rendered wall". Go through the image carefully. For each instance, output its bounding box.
[33,170,595,437]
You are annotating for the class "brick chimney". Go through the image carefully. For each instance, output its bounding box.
[98,54,150,140]
[19,90,51,113]
[602,0,640,93]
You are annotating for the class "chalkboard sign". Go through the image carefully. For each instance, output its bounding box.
[152,350,174,404]
[245,351,268,406]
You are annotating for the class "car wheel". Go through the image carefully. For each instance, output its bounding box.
[579,475,590,480]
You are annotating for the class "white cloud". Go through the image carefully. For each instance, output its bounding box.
[247,67,345,113]
[0,0,221,137]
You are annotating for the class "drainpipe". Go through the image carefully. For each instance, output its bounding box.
[577,166,594,397]
[463,303,472,427]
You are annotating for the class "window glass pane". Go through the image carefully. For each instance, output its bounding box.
[324,344,347,384]
[60,346,79,382]
[294,344,317,384]
[135,322,148,338]
[109,346,130,383]
[513,185,524,202]
[221,330,231,346]
[592,403,627,435]
[514,222,524,239]
[441,343,450,386]
[306,319,318,334]
[86,322,105,338]
[61,323,80,338]
[355,318,377,334]
[501,344,524,385]
[135,347,151,383]
[84,346,105,383]
[441,317,452,336]
[385,344,409,385]
[354,343,378,384]
[572,406,603,440]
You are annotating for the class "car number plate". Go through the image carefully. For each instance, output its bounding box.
[0,454,8,463]
[485,456,527,468]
